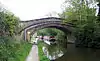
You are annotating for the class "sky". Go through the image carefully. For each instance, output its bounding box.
[0,0,65,20]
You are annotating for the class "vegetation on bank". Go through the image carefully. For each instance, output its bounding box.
[37,28,59,36]
[37,0,100,49]
[59,0,100,48]
[0,4,32,61]
[15,42,32,61]
[0,36,32,61]
[0,6,19,36]
[38,41,50,61]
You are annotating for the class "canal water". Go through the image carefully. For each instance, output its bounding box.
[42,42,100,61]
[55,44,100,61]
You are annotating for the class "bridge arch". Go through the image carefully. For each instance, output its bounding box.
[19,17,74,41]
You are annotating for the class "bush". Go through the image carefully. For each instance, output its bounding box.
[59,0,100,48]
[0,36,32,61]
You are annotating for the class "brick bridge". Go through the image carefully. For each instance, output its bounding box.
[19,17,75,41]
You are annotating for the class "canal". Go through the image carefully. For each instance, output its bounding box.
[55,44,100,61]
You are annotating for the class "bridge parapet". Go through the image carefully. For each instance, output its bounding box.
[19,17,62,32]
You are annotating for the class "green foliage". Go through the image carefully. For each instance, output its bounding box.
[55,31,67,48]
[0,6,19,36]
[15,42,32,61]
[0,36,17,61]
[4,12,19,36]
[0,4,32,61]
[37,28,59,36]
[60,0,100,47]
[96,0,100,2]
[0,36,32,61]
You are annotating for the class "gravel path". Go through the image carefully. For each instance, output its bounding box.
[26,45,39,61]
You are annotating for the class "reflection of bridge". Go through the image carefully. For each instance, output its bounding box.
[19,17,74,41]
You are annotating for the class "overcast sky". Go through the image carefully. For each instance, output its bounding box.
[0,0,65,20]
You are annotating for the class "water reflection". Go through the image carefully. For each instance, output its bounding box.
[42,42,67,60]
[55,44,100,61]
[42,41,100,61]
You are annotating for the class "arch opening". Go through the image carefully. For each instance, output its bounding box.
[22,22,74,42]
[29,28,75,60]
[18,17,75,60]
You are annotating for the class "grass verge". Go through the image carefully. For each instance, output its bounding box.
[15,42,32,61]
[38,41,50,61]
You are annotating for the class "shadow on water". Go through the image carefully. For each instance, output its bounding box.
[55,44,100,61]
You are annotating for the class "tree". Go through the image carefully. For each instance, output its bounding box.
[37,28,58,36]
[0,6,19,36]
[60,0,100,47]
